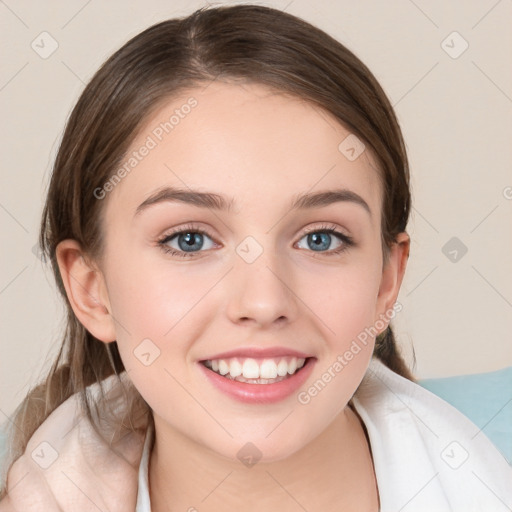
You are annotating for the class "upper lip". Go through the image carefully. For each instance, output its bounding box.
[199,346,314,361]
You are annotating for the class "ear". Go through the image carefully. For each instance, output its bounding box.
[374,232,410,331]
[55,239,116,343]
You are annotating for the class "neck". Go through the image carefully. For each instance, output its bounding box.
[149,404,379,512]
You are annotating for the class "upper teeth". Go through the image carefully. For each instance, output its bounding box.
[204,357,306,379]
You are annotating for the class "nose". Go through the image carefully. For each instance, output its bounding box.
[224,248,299,329]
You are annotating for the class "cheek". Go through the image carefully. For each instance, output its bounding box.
[299,259,382,346]
[104,261,210,414]
[105,243,214,334]
[293,266,380,422]
[102,250,217,377]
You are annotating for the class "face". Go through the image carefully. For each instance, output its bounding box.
[94,81,398,462]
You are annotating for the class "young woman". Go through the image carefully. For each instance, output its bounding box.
[1,5,510,511]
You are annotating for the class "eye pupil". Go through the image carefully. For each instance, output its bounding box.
[308,233,330,251]
[179,232,203,251]
[164,228,345,257]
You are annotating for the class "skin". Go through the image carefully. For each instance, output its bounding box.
[57,81,409,511]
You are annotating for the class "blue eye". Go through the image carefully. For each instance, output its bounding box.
[158,227,216,258]
[296,228,353,255]
[174,232,208,252]
[158,223,353,259]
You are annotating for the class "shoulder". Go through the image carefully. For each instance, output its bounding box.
[352,358,512,512]
[0,373,148,511]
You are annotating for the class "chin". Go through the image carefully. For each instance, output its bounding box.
[215,428,316,466]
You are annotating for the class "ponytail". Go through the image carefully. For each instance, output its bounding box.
[374,326,415,381]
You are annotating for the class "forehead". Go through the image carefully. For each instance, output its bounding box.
[105,80,382,221]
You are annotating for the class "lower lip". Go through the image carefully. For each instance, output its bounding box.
[197,358,316,404]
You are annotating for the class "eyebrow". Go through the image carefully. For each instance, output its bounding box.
[134,186,371,217]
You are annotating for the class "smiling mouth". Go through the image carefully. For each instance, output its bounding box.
[200,356,311,384]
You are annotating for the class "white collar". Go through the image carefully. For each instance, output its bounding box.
[136,420,154,512]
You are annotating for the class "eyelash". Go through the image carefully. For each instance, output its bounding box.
[157,223,216,258]
[157,222,354,258]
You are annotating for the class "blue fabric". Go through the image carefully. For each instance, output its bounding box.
[419,366,512,464]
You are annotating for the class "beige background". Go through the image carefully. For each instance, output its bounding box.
[1,0,511,419]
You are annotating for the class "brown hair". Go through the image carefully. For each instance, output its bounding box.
[1,4,414,494]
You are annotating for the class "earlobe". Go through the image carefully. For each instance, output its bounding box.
[55,239,116,343]
[375,232,410,330]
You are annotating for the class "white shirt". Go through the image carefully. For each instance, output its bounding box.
[135,357,512,512]
[136,421,153,512]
